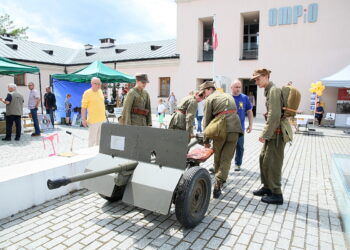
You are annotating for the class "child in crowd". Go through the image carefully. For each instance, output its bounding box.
[157,98,167,128]
[65,93,72,126]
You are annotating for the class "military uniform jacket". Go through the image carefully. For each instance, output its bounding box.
[262,82,293,143]
[120,87,152,126]
[169,95,198,133]
[204,91,243,135]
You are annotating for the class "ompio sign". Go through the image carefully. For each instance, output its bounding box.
[269,3,318,26]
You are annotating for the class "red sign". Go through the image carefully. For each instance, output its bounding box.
[338,88,350,100]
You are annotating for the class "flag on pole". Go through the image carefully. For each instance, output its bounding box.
[212,17,218,50]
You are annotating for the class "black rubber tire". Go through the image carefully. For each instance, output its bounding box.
[175,167,211,228]
[99,185,125,202]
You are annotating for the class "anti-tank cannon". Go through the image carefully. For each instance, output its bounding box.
[47,123,212,228]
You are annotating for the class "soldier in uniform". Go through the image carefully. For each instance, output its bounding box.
[168,91,203,137]
[251,69,293,205]
[119,73,152,126]
[199,81,243,198]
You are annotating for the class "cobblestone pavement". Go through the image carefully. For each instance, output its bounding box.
[0,125,89,168]
[1,118,350,249]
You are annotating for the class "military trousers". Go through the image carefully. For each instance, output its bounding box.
[259,134,286,194]
[213,132,239,183]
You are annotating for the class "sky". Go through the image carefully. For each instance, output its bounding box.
[0,0,177,48]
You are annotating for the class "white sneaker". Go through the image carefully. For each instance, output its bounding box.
[235,165,241,171]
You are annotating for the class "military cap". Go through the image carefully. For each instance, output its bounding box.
[199,81,215,91]
[251,68,272,80]
[135,73,149,83]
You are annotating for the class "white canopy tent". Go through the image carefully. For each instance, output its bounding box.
[321,64,350,128]
[321,64,350,88]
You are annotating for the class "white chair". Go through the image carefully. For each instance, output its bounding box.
[344,117,350,134]
[324,113,336,127]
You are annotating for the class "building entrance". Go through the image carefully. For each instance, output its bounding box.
[242,78,257,116]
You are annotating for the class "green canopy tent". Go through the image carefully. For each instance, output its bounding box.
[52,61,135,120]
[52,61,135,83]
[0,57,44,112]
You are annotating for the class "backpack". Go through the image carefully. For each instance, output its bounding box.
[281,86,301,117]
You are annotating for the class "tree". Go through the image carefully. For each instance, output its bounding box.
[0,14,28,39]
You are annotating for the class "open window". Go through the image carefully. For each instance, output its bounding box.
[240,12,259,60]
[198,17,213,62]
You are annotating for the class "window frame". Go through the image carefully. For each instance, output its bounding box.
[14,73,26,86]
[159,77,171,97]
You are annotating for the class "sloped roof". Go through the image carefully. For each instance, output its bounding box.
[0,36,178,65]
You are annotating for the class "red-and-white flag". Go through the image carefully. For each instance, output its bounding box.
[212,18,218,50]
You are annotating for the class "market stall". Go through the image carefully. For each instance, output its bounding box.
[0,57,42,133]
[51,61,135,122]
[321,64,350,127]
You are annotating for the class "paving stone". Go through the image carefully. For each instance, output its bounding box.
[25,237,50,249]
[1,125,349,249]
[206,237,223,249]
[291,236,305,248]
[173,241,190,250]
[43,236,66,249]
[63,233,85,247]
[151,234,170,247]
[248,242,262,250]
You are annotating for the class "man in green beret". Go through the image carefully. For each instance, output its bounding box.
[200,81,243,198]
[251,68,293,205]
[120,73,152,126]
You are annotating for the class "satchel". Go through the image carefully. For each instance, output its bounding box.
[204,114,226,140]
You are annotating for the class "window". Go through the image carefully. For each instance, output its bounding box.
[14,73,26,86]
[159,77,170,97]
[198,17,214,62]
[241,12,260,60]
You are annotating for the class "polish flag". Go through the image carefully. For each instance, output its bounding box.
[212,19,218,50]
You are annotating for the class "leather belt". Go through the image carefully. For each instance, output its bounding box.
[215,109,235,117]
[275,128,282,135]
[131,108,149,116]
[176,109,186,114]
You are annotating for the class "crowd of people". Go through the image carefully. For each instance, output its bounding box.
[0,68,304,206]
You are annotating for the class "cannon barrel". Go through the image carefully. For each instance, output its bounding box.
[47,161,138,190]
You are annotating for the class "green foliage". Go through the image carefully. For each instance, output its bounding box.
[0,14,28,39]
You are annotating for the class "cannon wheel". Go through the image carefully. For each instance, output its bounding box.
[175,167,211,228]
[99,185,125,202]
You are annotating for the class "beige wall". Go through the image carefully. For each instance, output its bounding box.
[112,59,180,110]
[176,0,350,115]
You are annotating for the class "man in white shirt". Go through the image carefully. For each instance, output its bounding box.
[28,82,41,136]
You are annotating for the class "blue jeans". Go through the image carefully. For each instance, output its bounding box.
[46,108,55,128]
[235,135,244,166]
[30,108,41,135]
[196,116,203,132]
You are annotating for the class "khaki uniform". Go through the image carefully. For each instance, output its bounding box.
[203,91,243,183]
[120,87,152,126]
[168,95,198,134]
[259,82,293,194]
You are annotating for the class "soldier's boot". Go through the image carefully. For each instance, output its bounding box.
[253,187,272,197]
[213,180,223,199]
[261,193,284,205]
